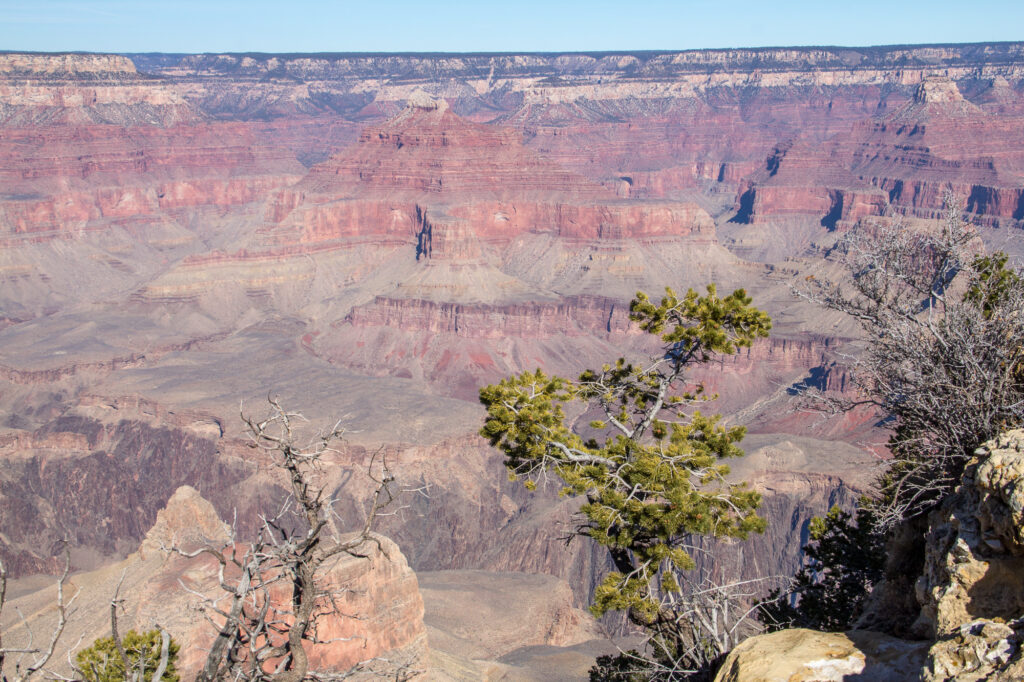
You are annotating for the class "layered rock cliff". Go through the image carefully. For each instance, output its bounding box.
[736,76,1024,232]
[1,45,1020,677]
[715,429,1024,681]
[261,99,716,250]
[126,45,1024,233]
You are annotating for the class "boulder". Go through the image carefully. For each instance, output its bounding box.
[911,432,1024,640]
[713,628,928,682]
[924,620,1024,681]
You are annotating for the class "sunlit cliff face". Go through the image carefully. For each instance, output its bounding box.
[0,47,1020,646]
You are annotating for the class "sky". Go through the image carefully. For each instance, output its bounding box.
[0,0,1022,54]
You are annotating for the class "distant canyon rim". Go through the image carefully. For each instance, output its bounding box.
[0,42,1023,672]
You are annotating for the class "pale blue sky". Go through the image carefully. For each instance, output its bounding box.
[0,0,1021,54]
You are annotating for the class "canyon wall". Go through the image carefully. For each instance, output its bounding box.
[0,44,1021,665]
[0,486,428,679]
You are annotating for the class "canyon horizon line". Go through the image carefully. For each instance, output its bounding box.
[12,39,1024,55]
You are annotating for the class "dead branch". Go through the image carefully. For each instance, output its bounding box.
[0,544,79,682]
[178,398,406,682]
[793,196,1024,526]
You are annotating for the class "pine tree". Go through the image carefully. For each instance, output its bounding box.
[480,285,771,677]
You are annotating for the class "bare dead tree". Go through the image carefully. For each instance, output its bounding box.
[660,573,785,675]
[1,541,172,682]
[2,398,419,682]
[796,195,1024,526]
[591,559,789,681]
[166,398,417,682]
[0,546,80,682]
[641,570,787,681]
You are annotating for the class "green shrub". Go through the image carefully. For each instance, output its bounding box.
[75,629,179,682]
[761,504,885,632]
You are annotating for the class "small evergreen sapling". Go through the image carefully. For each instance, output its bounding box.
[75,629,179,682]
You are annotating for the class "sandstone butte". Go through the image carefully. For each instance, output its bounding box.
[0,44,1021,678]
[0,486,428,678]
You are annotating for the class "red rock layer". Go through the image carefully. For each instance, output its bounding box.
[263,198,715,251]
[738,79,1024,227]
[256,103,717,258]
[322,293,851,412]
[515,87,895,201]
[300,103,609,200]
[0,118,362,245]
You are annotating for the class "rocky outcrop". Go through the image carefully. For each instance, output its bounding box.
[0,486,428,680]
[857,430,1024,644]
[137,484,231,555]
[715,430,1024,681]
[907,430,1024,679]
